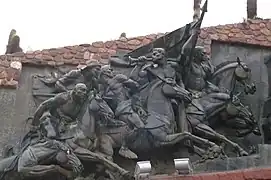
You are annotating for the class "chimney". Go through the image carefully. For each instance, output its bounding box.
[247,0,257,19]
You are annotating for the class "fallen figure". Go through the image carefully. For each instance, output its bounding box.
[0,115,134,180]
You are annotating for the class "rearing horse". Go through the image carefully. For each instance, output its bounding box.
[209,57,260,135]
[185,58,261,156]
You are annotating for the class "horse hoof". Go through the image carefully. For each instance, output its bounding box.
[238,150,249,157]
[202,145,225,161]
[119,148,138,159]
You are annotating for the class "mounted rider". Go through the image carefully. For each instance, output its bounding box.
[174,29,236,134]
[123,48,191,113]
[128,48,192,134]
[98,65,147,159]
[98,65,114,96]
[180,30,230,101]
[55,60,101,92]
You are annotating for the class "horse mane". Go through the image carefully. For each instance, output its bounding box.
[214,60,237,71]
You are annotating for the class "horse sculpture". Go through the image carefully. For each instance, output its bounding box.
[186,92,260,156]
[185,58,260,156]
[24,52,260,176]
[94,75,224,161]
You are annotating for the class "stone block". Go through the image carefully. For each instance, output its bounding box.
[258,144,271,166]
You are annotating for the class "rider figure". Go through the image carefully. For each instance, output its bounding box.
[55,60,101,92]
[129,48,192,103]
[183,46,221,97]
[98,65,114,96]
[129,48,192,134]
[99,65,147,159]
[32,83,89,136]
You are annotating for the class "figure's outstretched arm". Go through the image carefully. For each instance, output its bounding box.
[162,83,192,103]
[55,70,82,92]
[204,61,220,92]
[181,29,200,55]
[73,147,131,178]
[205,60,215,79]
[32,93,67,126]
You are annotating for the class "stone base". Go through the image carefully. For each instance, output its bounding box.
[193,144,271,174]
[3,144,271,179]
[117,144,271,176]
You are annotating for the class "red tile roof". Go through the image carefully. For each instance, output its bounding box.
[198,18,271,54]
[2,18,271,88]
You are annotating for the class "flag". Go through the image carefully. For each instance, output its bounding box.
[125,23,193,60]
[125,0,208,60]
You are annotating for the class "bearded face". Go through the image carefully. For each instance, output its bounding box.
[82,65,102,80]
[99,65,114,84]
[92,66,102,79]
[72,83,88,102]
[193,47,209,62]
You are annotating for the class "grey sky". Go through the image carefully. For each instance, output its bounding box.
[1,0,270,54]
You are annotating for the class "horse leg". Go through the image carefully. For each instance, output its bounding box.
[192,145,207,157]
[118,113,141,159]
[160,132,225,159]
[98,135,115,162]
[194,123,248,156]
[161,132,217,148]
[74,147,133,180]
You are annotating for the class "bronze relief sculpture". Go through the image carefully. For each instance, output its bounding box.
[0,1,264,179]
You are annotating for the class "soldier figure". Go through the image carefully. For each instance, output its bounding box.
[32,83,88,135]
[55,60,101,92]
[98,65,146,159]
[183,46,223,98]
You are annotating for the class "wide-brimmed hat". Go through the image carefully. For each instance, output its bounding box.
[78,60,101,71]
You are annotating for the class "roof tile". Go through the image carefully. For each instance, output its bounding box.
[2,19,271,88]
[92,41,104,48]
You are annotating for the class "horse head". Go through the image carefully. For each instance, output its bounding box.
[235,57,256,95]
[225,92,261,137]
[212,58,256,95]
[88,94,115,122]
[39,112,60,139]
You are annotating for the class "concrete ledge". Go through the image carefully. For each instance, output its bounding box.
[150,167,271,180]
